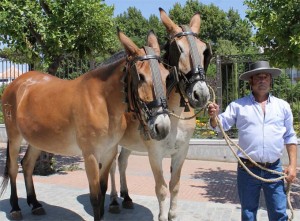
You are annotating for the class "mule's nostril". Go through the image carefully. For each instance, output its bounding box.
[194,91,199,101]
[154,123,159,134]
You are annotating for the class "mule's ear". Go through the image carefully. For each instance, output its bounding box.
[189,12,201,34]
[117,28,140,56]
[147,30,160,55]
[159,7,181,35]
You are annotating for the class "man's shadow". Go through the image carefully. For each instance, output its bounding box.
[190,166,300,210]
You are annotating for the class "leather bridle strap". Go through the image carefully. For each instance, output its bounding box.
[180,25,204,80]
[143,46,167,109]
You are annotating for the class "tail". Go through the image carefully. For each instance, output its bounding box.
[0,140,10,197]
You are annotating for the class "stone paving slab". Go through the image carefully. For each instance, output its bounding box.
[0,147,299,221]
[0,181,275,221]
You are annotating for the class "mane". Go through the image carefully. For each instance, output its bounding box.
[87,50,126,81]
[99,50,126,67]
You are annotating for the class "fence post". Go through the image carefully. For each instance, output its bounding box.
[216,55,222,111]
[216,55,223,138]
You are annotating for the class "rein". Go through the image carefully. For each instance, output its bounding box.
[207,86,294,221]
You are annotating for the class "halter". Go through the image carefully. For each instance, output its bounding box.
[166,25,212,111]
[124,46,168,139]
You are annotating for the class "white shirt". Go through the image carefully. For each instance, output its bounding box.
[216,93,297,163]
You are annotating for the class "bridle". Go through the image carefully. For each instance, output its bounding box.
[123,46,168,139]
[165,25,212,111]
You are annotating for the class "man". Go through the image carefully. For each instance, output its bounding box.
[208,60,298,221]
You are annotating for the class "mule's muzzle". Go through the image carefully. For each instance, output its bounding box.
[147,113,171,141]
[186,81,210,109]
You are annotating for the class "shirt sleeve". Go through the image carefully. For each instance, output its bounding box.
[283,101,298,144]
[209,102,237,132]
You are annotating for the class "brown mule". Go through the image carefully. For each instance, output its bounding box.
[0,30,171,221]
[109,8,212,221]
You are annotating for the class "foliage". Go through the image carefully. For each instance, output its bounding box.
[0,0,117,74]
[115,7,150,48]
[114,7,166,48]
[169,0,252,52]
[215,39,239,55]
[244,0,300,68]
[113,0,253,55]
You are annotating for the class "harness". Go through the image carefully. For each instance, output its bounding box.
[123,46,168,139]
[165,25,212,112]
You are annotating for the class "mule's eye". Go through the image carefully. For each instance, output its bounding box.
[178,45,183,53]
[138,74,146,84]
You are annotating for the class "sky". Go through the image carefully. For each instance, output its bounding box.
[105,0,248,19]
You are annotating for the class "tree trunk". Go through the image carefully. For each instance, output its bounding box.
[47,55,63,75]
[33,152,55,175]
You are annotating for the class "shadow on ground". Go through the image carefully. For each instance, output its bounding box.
[0,198,86,221]
[77,194,154,221]
[191,167,300,210]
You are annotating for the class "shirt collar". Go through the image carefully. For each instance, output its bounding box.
[250,92,272,103]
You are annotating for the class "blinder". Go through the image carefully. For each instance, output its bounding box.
[168,35,212,74]
[165,25,213,111]
[127,46,168,120]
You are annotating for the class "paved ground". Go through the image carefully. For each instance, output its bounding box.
[0,146,299,221]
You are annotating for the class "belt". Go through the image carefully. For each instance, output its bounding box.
[238,158,279,168]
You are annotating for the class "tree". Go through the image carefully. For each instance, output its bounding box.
[114,7,150,48]
[0,0,117,74]
[244,0,300,68]
[169,0,252,52]
[114,7,166,52]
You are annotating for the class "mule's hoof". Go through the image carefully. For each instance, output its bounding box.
[32,207,46,215]
[10,211,23,220]
[108,205,121,214]
[122,200,134,209]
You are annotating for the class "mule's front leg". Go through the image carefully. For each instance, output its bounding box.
[84,154,103,221]
[168,153,187,221]
[148,152,168,221]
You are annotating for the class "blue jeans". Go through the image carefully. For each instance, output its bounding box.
[237,159,288,221]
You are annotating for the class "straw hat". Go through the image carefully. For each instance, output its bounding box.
[239,61,281,81]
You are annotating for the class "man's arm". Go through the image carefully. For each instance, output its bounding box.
[285,143,298,183]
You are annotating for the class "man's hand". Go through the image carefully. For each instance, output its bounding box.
[207,103,219,118]
[284,165,297,183]
[207,103,219,128]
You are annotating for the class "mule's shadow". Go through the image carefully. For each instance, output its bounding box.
[0,194,153,221]
[190,166,300,210]
[77,194,154,221]
[0,198,86,221]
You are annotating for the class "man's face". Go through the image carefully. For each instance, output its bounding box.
[250,73,272,93]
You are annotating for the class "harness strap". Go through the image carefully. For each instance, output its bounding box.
[181,25,204,78]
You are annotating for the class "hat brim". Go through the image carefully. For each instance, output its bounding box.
[239,68,281,81]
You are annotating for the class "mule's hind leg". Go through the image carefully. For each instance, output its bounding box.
[6,137,23,220]
[108,156,121,214]
[118,147,134,209]
[21,144,45,215]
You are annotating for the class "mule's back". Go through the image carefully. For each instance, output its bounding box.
[2,71,80,154]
